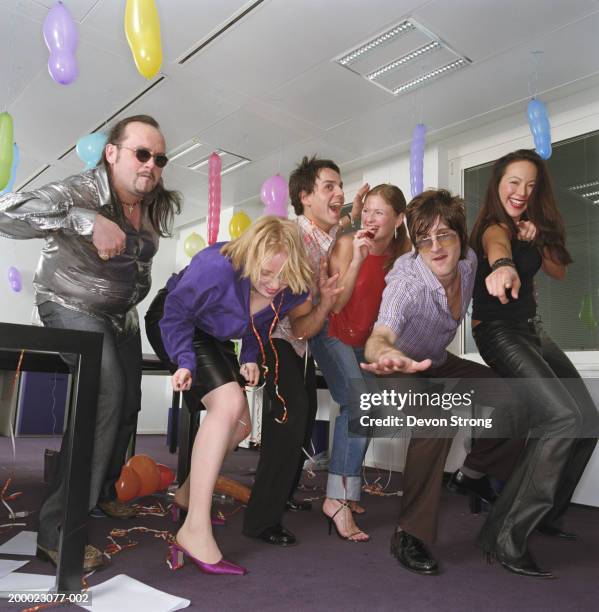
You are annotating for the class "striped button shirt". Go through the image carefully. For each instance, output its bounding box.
[271,214,339,356]
[375,248,477,367]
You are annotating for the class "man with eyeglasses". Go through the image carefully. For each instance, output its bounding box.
[0,114,181,570]
[361,189,523,576]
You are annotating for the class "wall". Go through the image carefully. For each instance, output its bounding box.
[1,237,44,325]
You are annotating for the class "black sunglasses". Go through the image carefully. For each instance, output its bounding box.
[117,145,169,168]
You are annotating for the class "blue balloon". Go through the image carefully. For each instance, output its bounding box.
[0,143,19,194]
[527,98,552,160]
[76,132,107,169]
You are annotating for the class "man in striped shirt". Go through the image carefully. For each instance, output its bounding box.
[362,189,523,575]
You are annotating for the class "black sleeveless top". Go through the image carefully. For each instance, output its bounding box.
[472,239,542,321]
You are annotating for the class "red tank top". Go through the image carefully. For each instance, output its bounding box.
[328,253,389,347]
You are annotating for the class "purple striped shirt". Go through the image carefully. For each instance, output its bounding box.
[375,248,477,367]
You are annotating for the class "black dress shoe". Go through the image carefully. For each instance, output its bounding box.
[285,497,312,512]
[446,470,498,505]
[497,550,555,579]
[257,525,297,546]
[390,530,439,575]
[537,524,577,541]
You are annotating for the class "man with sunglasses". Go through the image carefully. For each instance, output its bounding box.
[361,189,523,576]
[0,114,181,570]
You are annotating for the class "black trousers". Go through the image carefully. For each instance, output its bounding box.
[243,339,317,536]
[398,353,525,544]
[473,319,599,560]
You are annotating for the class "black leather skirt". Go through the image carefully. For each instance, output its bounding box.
[144,288,245,407]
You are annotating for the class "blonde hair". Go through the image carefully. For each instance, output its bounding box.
[220,215,313,294]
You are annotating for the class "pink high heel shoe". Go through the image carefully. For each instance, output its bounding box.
[166,541,247,575]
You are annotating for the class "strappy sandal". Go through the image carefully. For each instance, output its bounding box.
[324,501,369,542]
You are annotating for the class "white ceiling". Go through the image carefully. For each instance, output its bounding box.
[2,0,599,228]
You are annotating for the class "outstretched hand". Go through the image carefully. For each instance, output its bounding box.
[317,257,343,312]
[360,351,432,375]
[517,220,537,242]
[485,265,521,304]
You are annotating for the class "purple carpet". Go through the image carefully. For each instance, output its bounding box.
[1,435,598,611]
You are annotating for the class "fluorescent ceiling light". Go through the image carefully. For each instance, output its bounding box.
[334,18,471,96]
[188,156,211,171]
[393,58,468,94]
[169,141,203,162]
[367,41,441,81]
[222,158,251,175]
[568,180,599,191]
[188,150,251,175]
[337,21,414,66]
[581,190,599,198]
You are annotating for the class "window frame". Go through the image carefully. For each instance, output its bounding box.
[447,114,599,373]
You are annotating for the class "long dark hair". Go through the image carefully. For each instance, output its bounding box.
[365,184,410,271]
[469,149,572,265]
[101,114,182,238]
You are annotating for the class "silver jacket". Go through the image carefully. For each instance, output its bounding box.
[0,166,159,335]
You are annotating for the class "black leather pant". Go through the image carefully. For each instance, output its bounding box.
[473,319,599,560]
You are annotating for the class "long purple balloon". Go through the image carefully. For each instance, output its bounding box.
[410,124,427,198]
[43,1,78,85]
[7,266,22,293]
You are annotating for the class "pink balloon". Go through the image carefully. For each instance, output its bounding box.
[260,175,288,218]
[207,152,222,245]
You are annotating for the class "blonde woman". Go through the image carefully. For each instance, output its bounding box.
[145,216,338,575]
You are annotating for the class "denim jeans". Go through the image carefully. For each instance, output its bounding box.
[308,323,373,501]
[37,301,142,549]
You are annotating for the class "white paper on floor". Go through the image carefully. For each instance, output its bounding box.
[0,530,37,556]
[0,559,29,580]
[78,574,190,611]
[0,572,55,595]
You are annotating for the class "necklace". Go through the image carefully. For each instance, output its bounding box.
[122,199,140,215]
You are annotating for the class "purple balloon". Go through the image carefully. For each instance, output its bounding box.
[410,124,427,198]
[7,266,22,293]
[260,175,289,218]
[43,2,78,85]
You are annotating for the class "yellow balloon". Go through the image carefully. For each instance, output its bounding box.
[0,112,14,191]
[183,232,206,258]
[124,0,162,80]
[229,212,251,240]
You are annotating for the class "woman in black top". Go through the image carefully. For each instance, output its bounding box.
[470,149,598,578]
